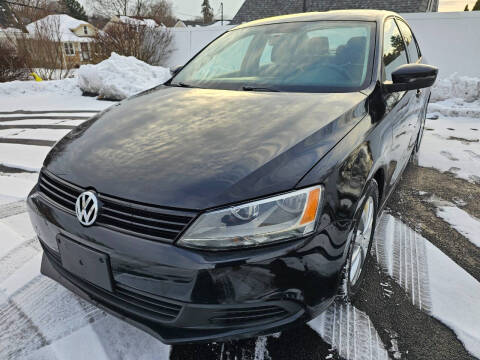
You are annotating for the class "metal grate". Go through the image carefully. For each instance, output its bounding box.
[38,170,197,242]
[209,305,289,326]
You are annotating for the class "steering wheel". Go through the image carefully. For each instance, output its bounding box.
[316,63,354,82]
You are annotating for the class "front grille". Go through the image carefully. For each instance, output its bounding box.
[209,305,289,326]
[38,170,197,242]
[42,242,182,322]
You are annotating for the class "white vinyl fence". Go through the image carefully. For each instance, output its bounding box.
[165,26,234,67]
[166,11,480,78]
[403,11,480,78]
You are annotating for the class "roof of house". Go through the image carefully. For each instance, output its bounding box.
[177,19,211,27]
[26,14,94,42]
[231,0,439,24]
[117,16,161,27]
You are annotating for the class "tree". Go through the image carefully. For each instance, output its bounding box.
[61,0,88,21]
[93,19,173,65]
[201,0,213,24]
[9,0,54,23]
[88,0,141,17]
[473,0,480,10]
[0,40,29,82]
[13,15,74,79]
[147,0,176,27]
[464,4,469,10]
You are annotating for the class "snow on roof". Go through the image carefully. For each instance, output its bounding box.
[0,27,22,33]
[207,20,231,27]
[118,16,160,28]
[26,14,93,42]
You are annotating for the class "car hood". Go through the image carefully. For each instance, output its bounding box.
[44,86,367,210]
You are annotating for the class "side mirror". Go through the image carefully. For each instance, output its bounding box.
[383,63,438,93]
[171,65,183,76]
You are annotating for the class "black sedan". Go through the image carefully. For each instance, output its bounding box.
[27,10,437,344]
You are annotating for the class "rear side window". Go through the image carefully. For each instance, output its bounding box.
[396,20,420,63]
[383,18,408,81]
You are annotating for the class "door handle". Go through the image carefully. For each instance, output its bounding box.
[416,89,422,97]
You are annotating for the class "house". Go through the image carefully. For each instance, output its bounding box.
[172,19,210,28]
[173,20,187,28]
[232,0,439,24]
[26,14,98,66]
[104,15,163,30]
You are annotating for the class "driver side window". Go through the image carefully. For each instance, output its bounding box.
[383,19,408,81]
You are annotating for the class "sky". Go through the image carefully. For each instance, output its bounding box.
[171,0,478,20]
[171,0,245,20]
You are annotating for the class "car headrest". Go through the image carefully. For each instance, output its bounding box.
[337,36,367,64]
[271,40,291,64]
[296,36,330,58]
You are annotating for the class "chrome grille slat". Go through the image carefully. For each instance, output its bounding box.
[38,170,197,242]
[102,207,187,229]
[40,175,79,201]
[99,213,180,237]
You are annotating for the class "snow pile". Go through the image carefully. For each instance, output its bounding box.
[0,77,79,97]
[77,53,171,100]
[431,73,480,103]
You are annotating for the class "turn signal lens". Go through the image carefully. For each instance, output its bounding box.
[300,188,321,225]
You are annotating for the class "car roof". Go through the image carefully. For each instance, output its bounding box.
[231,9,400,30]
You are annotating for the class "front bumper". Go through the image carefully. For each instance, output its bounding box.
[28,187,349,344]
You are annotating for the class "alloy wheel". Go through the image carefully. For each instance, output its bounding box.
[349,196,375,286]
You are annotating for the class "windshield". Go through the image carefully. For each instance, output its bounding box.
[171,21,376,92]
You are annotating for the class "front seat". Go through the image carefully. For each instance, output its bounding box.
[336,36,367,81]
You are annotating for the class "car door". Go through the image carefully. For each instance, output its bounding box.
[396,19,426,149]
[382,18,415,185]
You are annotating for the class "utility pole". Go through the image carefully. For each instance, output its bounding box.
[221,2,224,25]
[303,0,307,12]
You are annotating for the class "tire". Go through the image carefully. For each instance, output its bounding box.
[342,179,379,300]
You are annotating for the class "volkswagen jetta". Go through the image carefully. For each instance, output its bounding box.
[27,10,437,343]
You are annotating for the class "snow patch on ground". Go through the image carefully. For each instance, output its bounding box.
[0,78,79,97]
[78,53,171,100]
[0,79,113,112]
[253,336,270,360]
[0,144,51,172]
[309,302,390,360]
[374,214,480,358]
[435,205,480,248]
[0,128,71,141]
[418,114,480,183]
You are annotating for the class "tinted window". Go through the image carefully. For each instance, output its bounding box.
[396,20,420,63]
[383,19,408,81]
[172,21,376,92]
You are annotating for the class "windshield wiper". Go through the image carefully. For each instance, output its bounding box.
[170,82,195,88]
[242,86,280,92]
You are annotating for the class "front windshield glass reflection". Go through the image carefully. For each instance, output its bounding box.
[171,21,376,92]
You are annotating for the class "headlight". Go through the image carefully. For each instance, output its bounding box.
[178,185,323,249]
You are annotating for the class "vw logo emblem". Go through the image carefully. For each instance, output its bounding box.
[75,191,98,226]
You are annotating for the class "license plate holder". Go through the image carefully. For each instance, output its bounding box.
[57,236,113,292]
